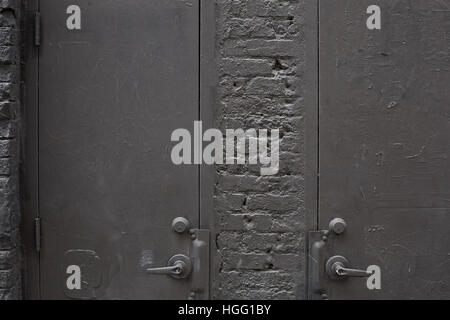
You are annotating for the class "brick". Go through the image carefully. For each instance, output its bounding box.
[235,114,295,132]
[0,0,17,10]
[271,253,303,271]
[0,101,15,120]
[223,39,300,57]
[0,288,13,299]
[246,0,299,17]
[221,58,273,76]
[216,269,302,299]
[0,268,17,288]
[246,76,297,97]
[0,81,16,100]
[215,193,247,214]
[217,173,303,192]
[241,232,279,252]
[221,96,304,117]
[273,19,299,38]
[275,233,305,253]
[217,175,273,193]
[0,198,14,234]
[0,249,15,269]
[216,232,243,250]
[222,251,302,271]
[218,213,273,231]
[0,286,19,300]
[241,232,304,253]
[0,139,11,157]
[219,270,297,291]
[222,252,271,270]
[281,132,304,153]
[0,233,13,250]
[246,151,305,176]
[271,213,305,232]
[218,212,305,232]
[216,0,246,18]
[0,121,15,138]
[218,174,304,193]
[219,76,247,97]
[220,113,302,135]
[273,58,300,75]
[277,151,305,176]
[0,157,10,175]
[247,193,302,213]
[0,27,14,46]
[217,174,269,192]
[0,11,15,28]
[223,18,276,39]
[0,65,16,82]
[0,177,12,189]
[0,46,15,64]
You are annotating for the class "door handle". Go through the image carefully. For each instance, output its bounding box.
[147,264,184,276]
[147,254,192,279]
[326,255,372,279]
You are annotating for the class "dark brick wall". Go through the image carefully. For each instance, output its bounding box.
[0,0,21,300]
[213,0,306,299]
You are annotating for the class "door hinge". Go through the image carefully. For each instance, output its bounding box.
[34,12,41,47]
[34,217,41,252]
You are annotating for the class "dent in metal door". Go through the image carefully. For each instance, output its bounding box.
[38,0,200,299]
[317,0,450,299]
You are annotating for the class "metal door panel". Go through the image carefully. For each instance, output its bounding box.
[319,0,450,299]
[38,0,199,299]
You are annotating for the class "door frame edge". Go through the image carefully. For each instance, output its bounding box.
[304,0,320,300]
[21,0,40,300]
[199,0,216,300]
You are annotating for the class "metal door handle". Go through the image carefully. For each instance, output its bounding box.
[147,263,184,275]
[335,265,371,277]
[326,255,372,279]
[147,254,192,279]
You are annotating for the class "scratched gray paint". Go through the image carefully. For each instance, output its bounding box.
[38,0,199,299]
[319,0,450,299]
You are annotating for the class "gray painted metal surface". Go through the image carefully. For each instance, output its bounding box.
[318,0,450,299]
[37,0,200,299]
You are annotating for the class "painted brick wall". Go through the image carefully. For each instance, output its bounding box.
[0,0,21,300]
[213,0,306,299]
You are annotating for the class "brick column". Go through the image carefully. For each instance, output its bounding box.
[213,0,306,299]
[0,0,21,300]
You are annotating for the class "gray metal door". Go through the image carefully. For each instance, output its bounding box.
[37,0,203,299]
[314,0,450,299]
